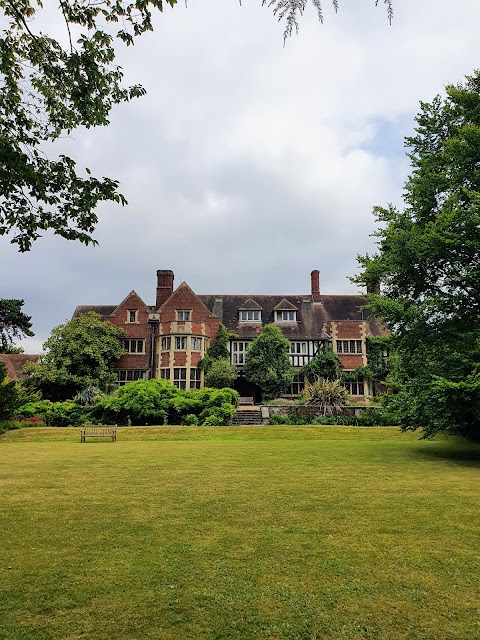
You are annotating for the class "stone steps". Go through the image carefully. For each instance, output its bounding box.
[231,410,263,426]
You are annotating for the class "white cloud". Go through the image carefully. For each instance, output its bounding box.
[1,0,479,351]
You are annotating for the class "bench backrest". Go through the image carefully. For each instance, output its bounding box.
[82,425,115,436]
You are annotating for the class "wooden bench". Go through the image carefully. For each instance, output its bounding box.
[239,396,255,405]
[80,425,117,442]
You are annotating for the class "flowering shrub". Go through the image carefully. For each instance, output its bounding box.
[22,416,44,424]
[15,400,52,420]
[0,417,45,435]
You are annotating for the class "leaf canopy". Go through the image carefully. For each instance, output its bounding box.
[0,299,34,353]
[355,71,480,438]
[22,311,126,399]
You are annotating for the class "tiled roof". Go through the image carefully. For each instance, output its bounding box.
[72,305,117,318]
[273,298,298,311]
[73,289,388,340]
[198,294,387,339]
[238,298,263,310]
[0,354,41,380]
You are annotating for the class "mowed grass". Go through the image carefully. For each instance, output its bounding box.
[1,427,479,640]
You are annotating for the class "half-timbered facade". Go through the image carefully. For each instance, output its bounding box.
[73,269,387,400]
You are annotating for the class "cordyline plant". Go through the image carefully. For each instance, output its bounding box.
[300,377,348,416]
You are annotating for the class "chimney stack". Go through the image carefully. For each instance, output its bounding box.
[311,270,321,303]
[156,270,174,309]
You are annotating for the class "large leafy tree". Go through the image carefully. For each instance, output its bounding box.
[1,1,393,250]
[303,345,342,382]
[0,0,176,250]
[22,311,126,400]
[0,299,34,353]
[245,324,294,401]
[204,359,237,389]
[354,71,480,438]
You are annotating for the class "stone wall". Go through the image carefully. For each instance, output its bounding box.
[265,404,380,419]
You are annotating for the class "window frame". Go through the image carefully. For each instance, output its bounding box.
[239,310,261,323]
[123,339,145,354]
[336,340,363,354]
[190,336,202,351]
[161,336,172,351]
[231,341,250,365]
[289,341,307,354]
[127,309,138,323]
[176,310,191,321]
[174,336,188,350]
[344,381,365,396]
[116,369,147,385]
[290,373,305,396]
[190,368,201,390]
[276,310,297,322]
[173,367,187,390]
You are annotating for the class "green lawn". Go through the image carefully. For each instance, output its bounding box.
[1,426,479,640]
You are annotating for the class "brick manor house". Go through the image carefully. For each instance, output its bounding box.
[73,269,386,400]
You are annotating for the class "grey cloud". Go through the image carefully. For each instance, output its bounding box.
[1,0,479,352]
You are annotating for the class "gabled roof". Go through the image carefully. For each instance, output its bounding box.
[198,295,331,340]
[71,274,387,342]
[73,291,151,320]
[198,293,387,340]
[238,298,263,310]
[110,290,149,316]
[159,281,216,318]
[273,298,298,311]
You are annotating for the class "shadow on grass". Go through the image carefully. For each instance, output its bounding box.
[413,441,480,467]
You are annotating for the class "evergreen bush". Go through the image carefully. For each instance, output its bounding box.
[90,381,239,426]
[44,402,89,427]
[202,415,223,426]
[15,400,53,420]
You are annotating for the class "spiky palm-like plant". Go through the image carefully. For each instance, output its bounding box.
[301,377,348,415]
[73,385,102,407]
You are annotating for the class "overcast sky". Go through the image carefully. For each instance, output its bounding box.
[2,0,479,353]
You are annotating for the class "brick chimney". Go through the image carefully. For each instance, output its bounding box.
[311,270,321,303]
[156,270,174,309]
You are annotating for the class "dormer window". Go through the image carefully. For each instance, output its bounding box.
[239,310,261,322]
[127,309,138,323]
[177,310,191,321]
[273,299,298,323]
[276,310,297,322]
